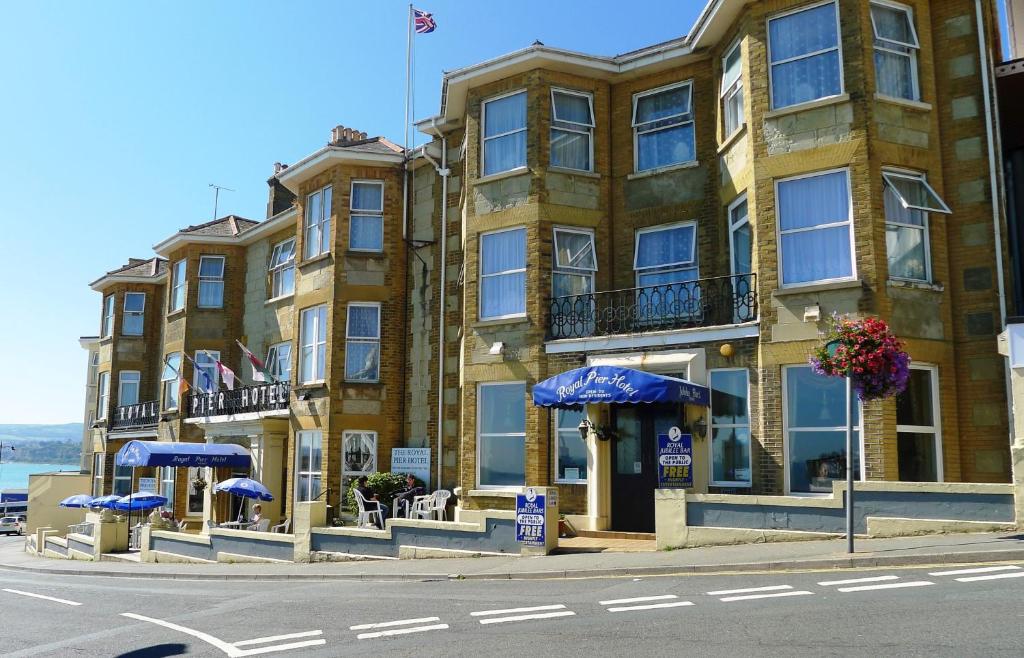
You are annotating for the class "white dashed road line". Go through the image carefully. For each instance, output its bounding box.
[607,601,695,613]
[479,611,575,625]
[719,590,815,602]
[233,631,324,647]
[599,595,678,606]
[929,565,1021,576]
[2,588,81,606]
[955,572,1024,583]
[837,581,934,593]
[470,604,567,617]
[598,594,693,613]
[350,617,441,631]
[471,604,575,625]
[350,617,449,640]
[356,624,450,640]
[121,613,326,656]
[706,585,793,596]
[818,575,900,587]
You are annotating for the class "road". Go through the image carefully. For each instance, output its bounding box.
[2,536,1024,657]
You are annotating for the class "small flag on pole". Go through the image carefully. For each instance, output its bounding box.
[184,353,216,392]
[211,355,237,391]
[413,8,436,34]
[237,340,275,383]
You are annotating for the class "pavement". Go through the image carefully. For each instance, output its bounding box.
[3,530,1024,581]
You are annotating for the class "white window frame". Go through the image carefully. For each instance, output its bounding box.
[775,167,856,288]
[345,302,381,382]
[781,364,864,496]
[101,295,115,338]
[552,227,597,297]
[294,430,323,503]
[299,305,328,384]
[266,341,292,383]
[197,256,225,309]
[187,466,204,514]
[476,381,527,490]
[160,466,175,514]
[870,0,921,102]
[97,371,110,420]
[897,363,944,482]
[118,370,141,407]
[303,185,332,259]
[633,220,699,288]
[720,38,745,138]
[92,453,105,497]
[709,368,752,488]
[766,0,845,111]
[169,259,186,312]
[121,292,145,336]
[349,180,385,253]
[728,194,750,278]
[882,170,952,214]
[193,350,220,392]
[268,238,296,299]
[341,430,378,486]
[479,226,527,321]
[550,87,595,173]
[161,353,181,411]
[631,80,696,173]
[481,89,528,177]
[554,408,588,484]
[883,169,940,283]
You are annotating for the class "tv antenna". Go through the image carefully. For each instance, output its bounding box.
[209,183,235,220]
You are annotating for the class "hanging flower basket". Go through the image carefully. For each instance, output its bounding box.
[191,476,208,491]
[810,314,911,402]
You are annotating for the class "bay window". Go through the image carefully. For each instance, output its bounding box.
[482,91,527,176]
[896,365,942,481]
[345,303,380,382]
[550,89,594,172]
[295,430,323,502]
[552,228,596,298]
[299,305,328,383]
[269,238,296,298]
[721,40,744,137]
[883,170,950,282]
[555,407,588,483]
[162,353,181,411]
[101,295,115,338]
[768,1,843,109]
[304,185,332,259]
[480,227,526,320]
[710,369,751,487]
[169,259,186,312]
[871,1,920,101]
[350,181,384,252]
[477,382,526,488]
[122,292,145,336]
[632,81,695,172]
[267,342,292,382]
[777,169,853,286]
[97,371,110,420]
[118,370,140,407]
[197,256,225,308]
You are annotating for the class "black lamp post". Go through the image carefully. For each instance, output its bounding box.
[825,338,856,554]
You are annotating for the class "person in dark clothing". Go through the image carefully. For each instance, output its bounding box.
[355,476,388,528]
[394,473,426,518]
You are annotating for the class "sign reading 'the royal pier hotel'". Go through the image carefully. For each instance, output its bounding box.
[187,382,290,418]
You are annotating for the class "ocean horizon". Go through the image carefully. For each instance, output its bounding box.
[0,462,81,491]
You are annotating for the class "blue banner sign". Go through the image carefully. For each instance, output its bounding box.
[657,428,693,488]
[515,488,546,546]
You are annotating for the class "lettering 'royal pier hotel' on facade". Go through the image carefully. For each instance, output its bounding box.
[81,0,1013,533]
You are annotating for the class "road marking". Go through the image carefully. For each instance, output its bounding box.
[719,591,815,602]
[2,588,81,606]
[470,604,567,617]
[837,581,934,593]
[356,624,449,640]
[234,631,323,647]
[121,613,325,656]
[818,575,900,586]
[350,617,441,631]
[606,601,695,613]
[955,571,1024,583]
[929,565,1021,576]
[599,594,678,605]
[477,611,576,625]
[706,585,792,596]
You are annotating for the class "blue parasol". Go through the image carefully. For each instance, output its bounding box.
[58,494,95,508]
[213,478,274,502]
[112,492,168,512]
[90,494,123,509]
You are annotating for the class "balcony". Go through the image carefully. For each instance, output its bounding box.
[109,400,159,432]
[184,381,290,420]
[547,273,757,340]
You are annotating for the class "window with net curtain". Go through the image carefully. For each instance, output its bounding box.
[480,228,526,319]
[304,185,332,259]
[478,382,526,487]
[483,91,527,176]
[268,238,295,298]
[550,89,594,172]
[777,169,853,286]
[871,2,919,101]
[350,181,384,252]
[169,259,186,312]
[101,295,115,337]
[197,256,225,308]
[119,371,140,406]
[721,40,744,137]
[122,292,145,336]
[299,305,327,383]
[345,304,380,382]
[883,170,950,282]
[768,1,842,109]
[552,228,596,298]
[161,352,181,410]
[555,407,588,483]
[634,223,698,288]
[296,430,323,502]
[632,82,694,172]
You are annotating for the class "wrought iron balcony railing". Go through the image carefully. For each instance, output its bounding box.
[109,400,159,432]
[184,381,290,419]
[547,273,757,340]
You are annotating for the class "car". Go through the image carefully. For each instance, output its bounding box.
[0,516,22,536]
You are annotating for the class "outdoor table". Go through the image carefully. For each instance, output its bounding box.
[217,521,245,529]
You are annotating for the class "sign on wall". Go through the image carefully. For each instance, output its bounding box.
[391,448,431,486]
[657,426,693,489]
[138,477,158,494]
[515,487,546,546]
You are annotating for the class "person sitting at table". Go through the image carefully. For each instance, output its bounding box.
[246,504,263,530]
[394,473,426,518]
[355,476,388,528]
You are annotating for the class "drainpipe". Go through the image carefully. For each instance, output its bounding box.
[976,0,1014,441]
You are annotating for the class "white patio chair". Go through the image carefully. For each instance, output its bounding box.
[354,488,384,529]
[413,490,451,521]
[271,518,291,534]
[249,518,270,532]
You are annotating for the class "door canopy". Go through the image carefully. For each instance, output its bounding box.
[532,365,709,409]
[115,440,252,468]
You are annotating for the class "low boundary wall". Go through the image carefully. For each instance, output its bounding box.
[146,528,296,564]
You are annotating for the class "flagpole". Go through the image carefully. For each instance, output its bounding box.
[402,3,412,240]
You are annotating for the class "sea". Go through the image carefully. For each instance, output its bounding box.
[0,462,80,491]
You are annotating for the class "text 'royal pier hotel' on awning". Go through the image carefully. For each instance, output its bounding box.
[80,0,1014,534]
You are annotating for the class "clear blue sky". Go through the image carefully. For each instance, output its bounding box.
[0,1,1011,424]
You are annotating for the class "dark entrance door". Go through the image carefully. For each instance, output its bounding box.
[610,404,682,533]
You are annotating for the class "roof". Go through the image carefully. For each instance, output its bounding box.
[274,137,405,194]
[89,257,167,291]
[179,215,259,237]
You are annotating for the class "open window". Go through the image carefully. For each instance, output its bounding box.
[882,171,951,214]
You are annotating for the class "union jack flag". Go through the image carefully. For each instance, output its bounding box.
[413,8,436,34]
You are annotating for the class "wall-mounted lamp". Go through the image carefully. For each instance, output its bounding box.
[488,341,505,356]
[298,392,312,401]
[159,415,172,423]
[578,418,613,441]
[691,415,708,441]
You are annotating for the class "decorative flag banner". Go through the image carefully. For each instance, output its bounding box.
[184,353,216,392]
[413,8,436,33]
[237,340,275,383]
[213,357,236,391]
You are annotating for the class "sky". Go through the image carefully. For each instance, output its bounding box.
[0,1,1013,425]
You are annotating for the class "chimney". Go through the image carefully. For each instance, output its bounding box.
[330,125,369,145]
[273,162,286,175]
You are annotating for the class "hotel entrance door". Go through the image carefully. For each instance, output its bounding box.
[610,404,681,533]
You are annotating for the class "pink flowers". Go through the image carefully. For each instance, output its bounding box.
[810,314,911,401]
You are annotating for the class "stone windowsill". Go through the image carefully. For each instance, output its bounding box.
[874,93,933,112]
[99,335,113,344]
[344,249,386,258]
[299,252,333,269]
[764,93,851,120]
[717,124,748,154]
[471,315,531,329]
[466,489,519,498]
[626,160,699,181]
[264,294,294,306]
[546,166,601,179]
[166,308,186,321]
[772,278,863,298]
[887,279,945,293]
[472,167,531,186]
[342,379,382,386]
[292,382,326,392]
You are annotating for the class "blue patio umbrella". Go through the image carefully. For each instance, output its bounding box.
[58,494,94,508]
[89,494,123,509]
[213,478,274,502]
[112,492,168,512]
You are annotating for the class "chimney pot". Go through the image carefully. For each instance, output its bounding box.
[273,162,284,174]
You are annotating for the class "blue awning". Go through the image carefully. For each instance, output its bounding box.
[532,365,710,409]
[115,440,252,468]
